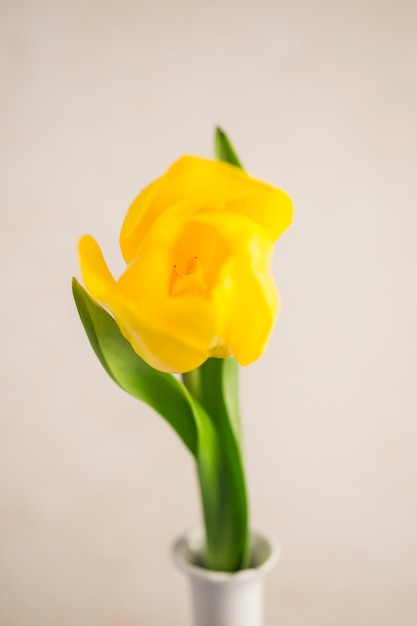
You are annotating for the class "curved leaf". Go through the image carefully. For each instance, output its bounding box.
[72,277,198,455]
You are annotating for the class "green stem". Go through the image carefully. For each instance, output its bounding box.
[183,358,249,571]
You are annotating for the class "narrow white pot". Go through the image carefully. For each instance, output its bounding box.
[172,528,280,626]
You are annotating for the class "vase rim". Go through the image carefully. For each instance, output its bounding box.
[172,527,281,584]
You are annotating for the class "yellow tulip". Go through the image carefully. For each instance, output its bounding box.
[78,156,293,373]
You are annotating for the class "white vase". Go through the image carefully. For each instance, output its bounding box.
[172,528,280,626]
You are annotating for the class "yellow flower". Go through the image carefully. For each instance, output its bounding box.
[78,156,293,373]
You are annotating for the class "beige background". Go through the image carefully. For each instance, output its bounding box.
[1,0,416,624]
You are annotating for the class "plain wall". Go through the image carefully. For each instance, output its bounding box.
[1,1,416,624]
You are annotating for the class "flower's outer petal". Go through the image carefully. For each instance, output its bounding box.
[117,205,222,372]
[117,255,219,373]
[162,157,293,243]
[78,235,117,302]
[119,157,293,258]
[115,297,215,374]
[220,242,278,366]
[119,178,162,264]
[183,210,279,366]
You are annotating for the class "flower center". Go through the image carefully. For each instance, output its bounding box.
[170,256,210,297]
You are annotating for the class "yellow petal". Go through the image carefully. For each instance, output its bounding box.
[187,211,278,365]
[115,275,218,373]
[78,235,117,302]
[116,204,221,372]
[119,157,293,261]
[219,241,278,366]
[162,157,293,242]
[119,178,162,264]
[113,302,214,373]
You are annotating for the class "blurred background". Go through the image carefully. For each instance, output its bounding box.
[1,0,416,624]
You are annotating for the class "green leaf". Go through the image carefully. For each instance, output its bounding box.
[72,277,198,456]
[214,126,243,168]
